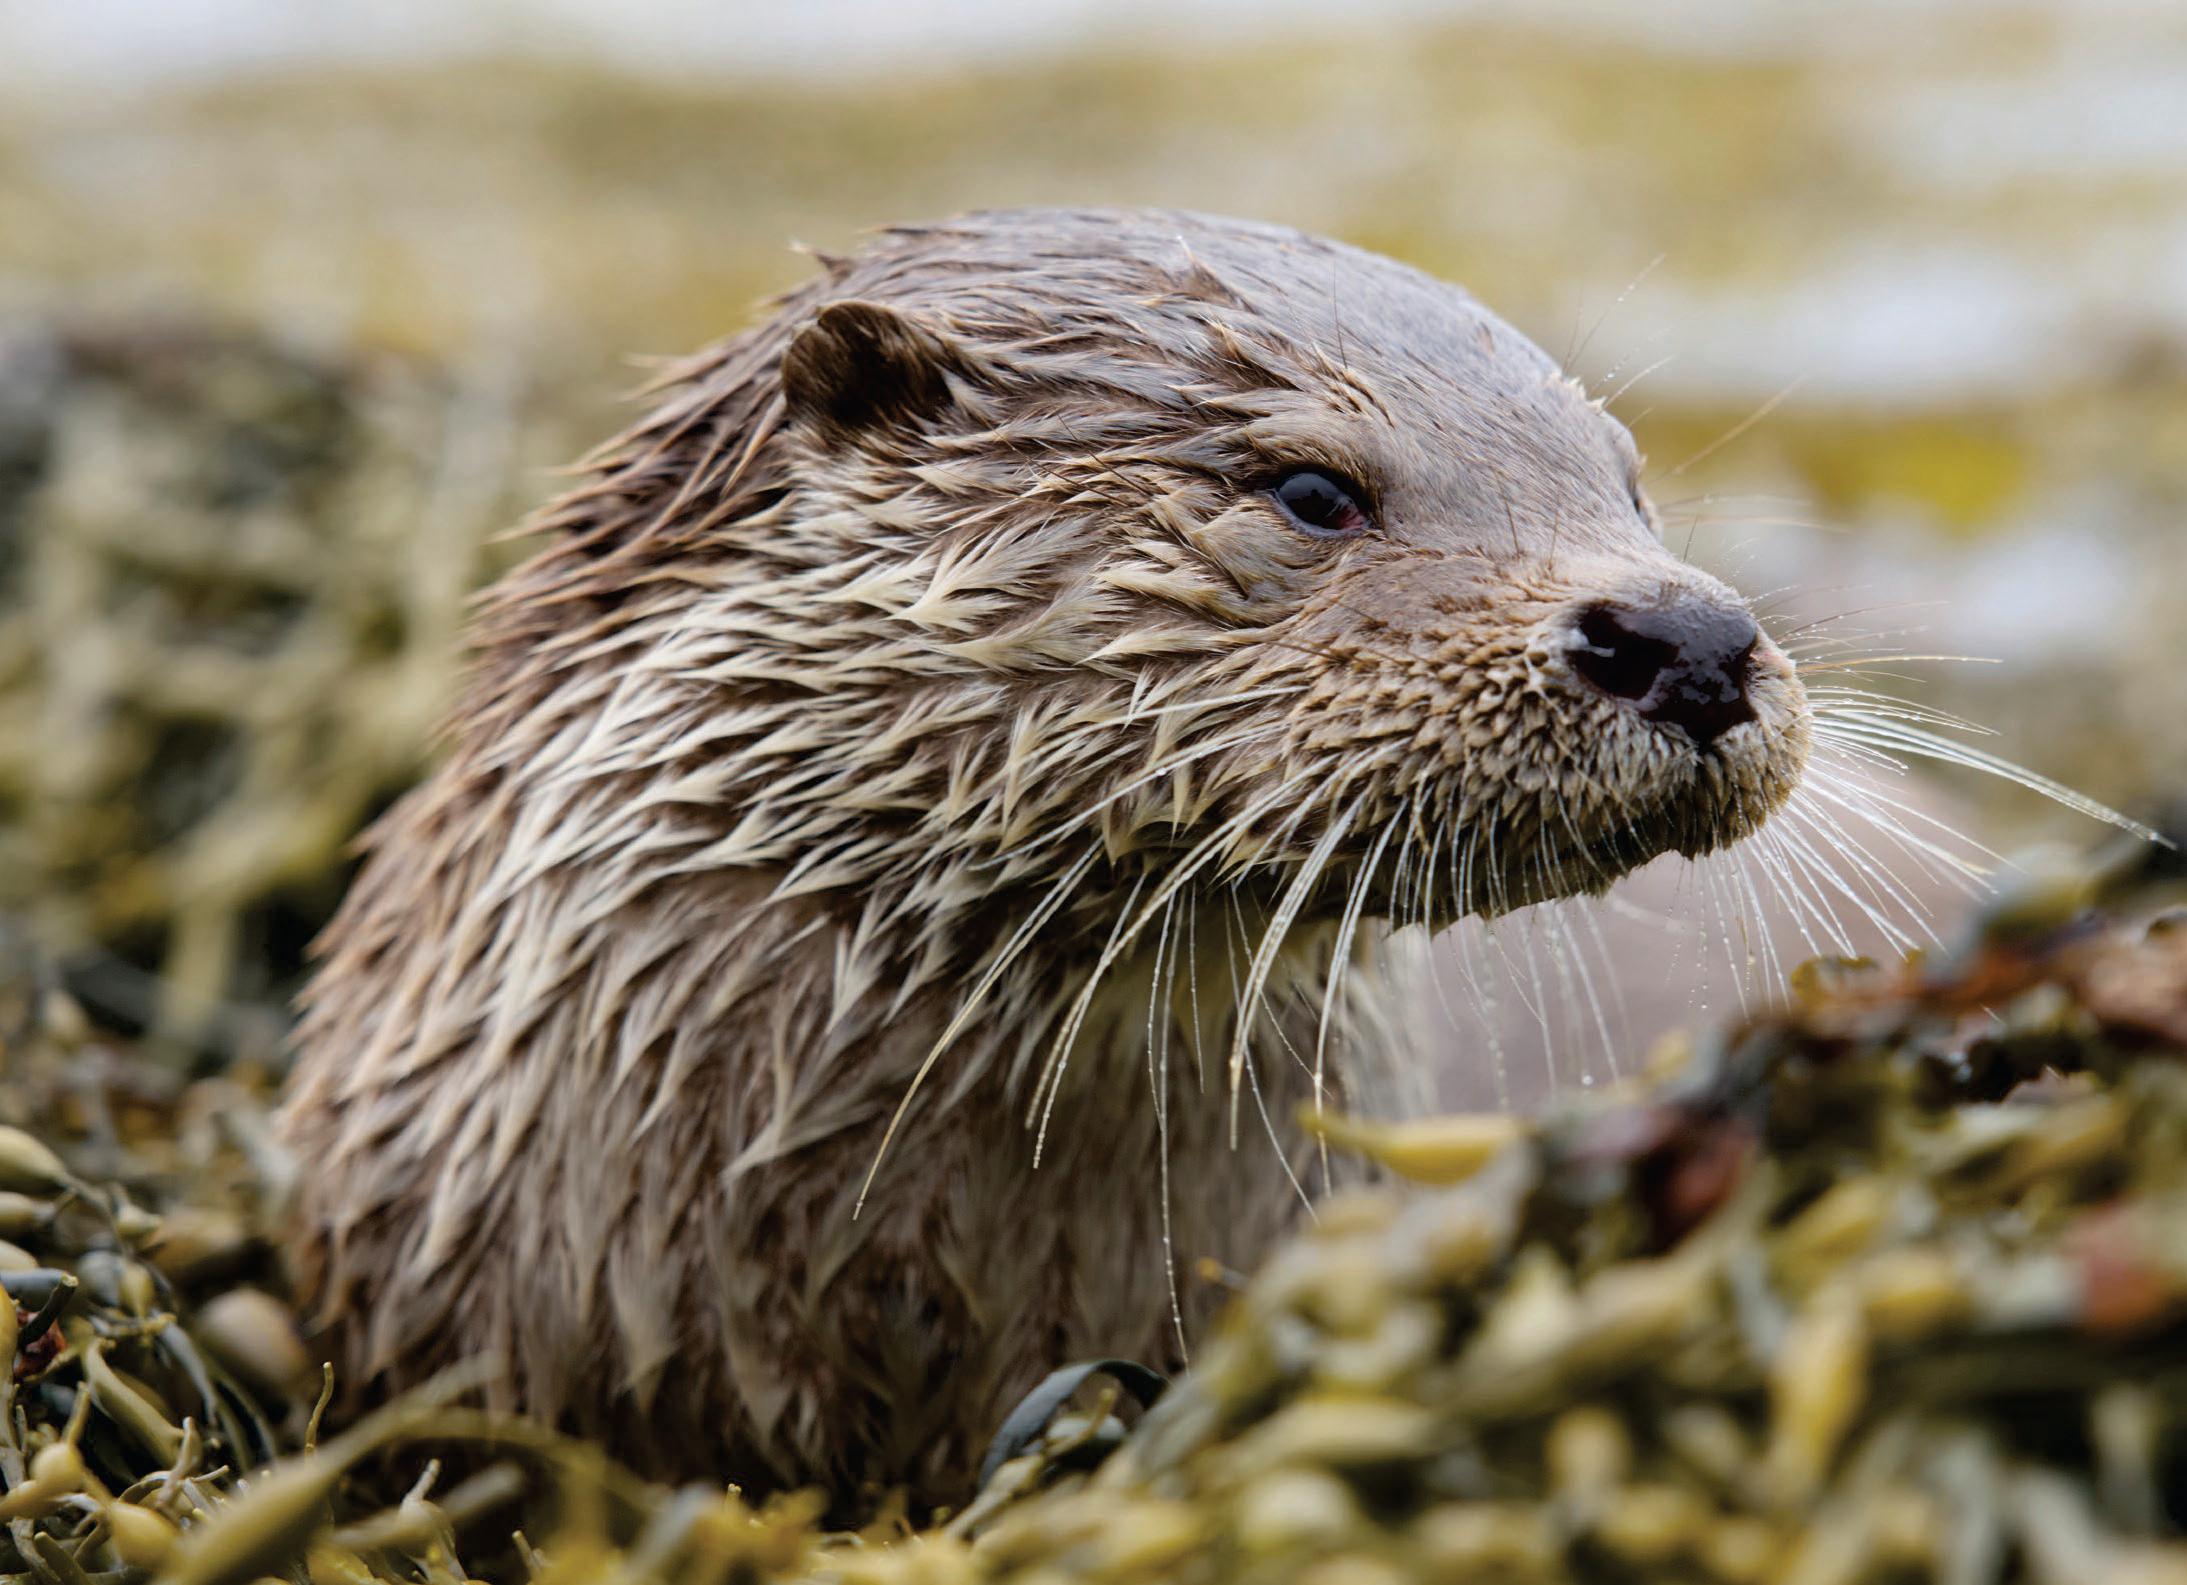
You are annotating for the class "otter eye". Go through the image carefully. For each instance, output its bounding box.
[1268,469,1372,538]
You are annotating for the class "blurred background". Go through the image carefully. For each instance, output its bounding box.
[1,0,2183,1070]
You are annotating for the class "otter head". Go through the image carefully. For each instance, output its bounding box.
[289,210,1821,1471]
[743,211,1807,940]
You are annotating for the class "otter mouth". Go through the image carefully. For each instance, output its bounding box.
[1201,680,1811,937]
[1440,721,1805,923]
[1477,802,1715,918]
[1289,772,1762,934]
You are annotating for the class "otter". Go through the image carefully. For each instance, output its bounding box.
[279,208,1810,1506]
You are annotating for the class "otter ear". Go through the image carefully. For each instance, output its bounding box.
[781,300,964,435]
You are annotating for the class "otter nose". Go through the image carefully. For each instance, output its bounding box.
[1570,599,1760,747]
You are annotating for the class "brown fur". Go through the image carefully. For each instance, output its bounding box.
[279,209,1809,1506]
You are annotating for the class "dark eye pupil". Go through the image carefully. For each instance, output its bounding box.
[1271,469,1369,537]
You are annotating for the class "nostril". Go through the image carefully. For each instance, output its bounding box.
[1571,606,1678,703]
[1570,599,1762,748]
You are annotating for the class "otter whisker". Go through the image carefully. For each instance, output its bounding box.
[1545,900,1620,1083]
[1721,857,1766,1016]
[1028,870,1148,1161]
[1262,972,1330,1088]
[1781,622,1946,659]
[1604,353,1678,410]
[1458,917,1534,1085]
[1386,804,1424,932]
[1674,511,1828,536]
[1184,889,1206,1094]
[1746,820,1862,958]
[1547,791,1616,900]
[1653,488,1811,515]
[1466,855,1578,1090]
[1725,834,1788,994]
[1787,642,1945,676]
[1755,822,1848,960]
[1144,885,1187,1360]
[1798,666,1964,689]
[1577,891,1639,1034]
[1314,808,1404,1119]
[1743,583,1819,624]
[1807,687,1997,736]
[1770,797,1938,952]
[1221,891,1314,1212]
[1513,907,1565,1092]
[1263,757,1389,856]
[1778,602,1947,648]
[1416,820,1488,1056]
[1814,712,2164,844]
[1473,930,1515,1112]
[1411,798,1446,936]
[1242,1014,1313,1214]
[1412,799,1440,930]
[1659,377,1806,480]
[854,842,1102,1216]
[1480,818,1509,920]
[1566,248,1667,374]
[1788,763,1963,900]
[1028,780,1301,1165]
[1796,757,1998,888]
[1226,789,1369,1146]
[1800,654,2003,675]
[1690,850,1754,1014]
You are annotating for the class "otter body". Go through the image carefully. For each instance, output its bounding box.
[280,210,1808,1504]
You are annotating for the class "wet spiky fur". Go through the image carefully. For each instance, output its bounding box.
[280,209,1809,1505]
